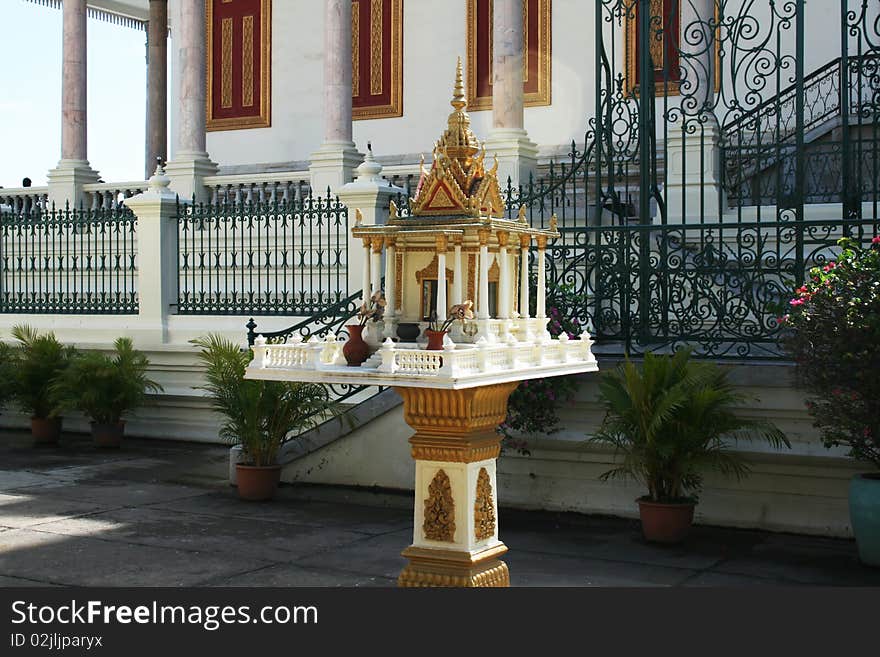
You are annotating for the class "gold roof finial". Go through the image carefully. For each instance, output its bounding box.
[452,56,466,111]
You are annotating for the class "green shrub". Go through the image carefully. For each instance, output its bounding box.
[782,236,880,469]
[192,334,336,467]
[0,341,15,412]
[11,325,77,419]
[51,338,162,425]
[590,349,789,502]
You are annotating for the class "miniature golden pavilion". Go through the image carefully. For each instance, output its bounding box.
[247,62,597,588]
[350,58,560,346]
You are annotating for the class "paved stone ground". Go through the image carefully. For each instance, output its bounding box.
[0,429,877,587]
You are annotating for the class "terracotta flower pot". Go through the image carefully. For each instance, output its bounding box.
[31,417,62,446]
[236,464,282,501]
[92,421,125,448]
[425,329,447,350]
[343,324,370,366]
[637,497,696,544]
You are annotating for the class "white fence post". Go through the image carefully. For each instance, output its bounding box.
[125,164,179,344]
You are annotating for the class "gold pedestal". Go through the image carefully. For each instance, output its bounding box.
[394,382,519,588]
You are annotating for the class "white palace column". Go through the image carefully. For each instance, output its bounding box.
[666,0,723,223]
[47,0,100,206]
[483,0,538,190]
[166,0,217,202]
[310,0,362,193]
[535,235,549,339]
[451,237,463,306]
[477,229,491,321]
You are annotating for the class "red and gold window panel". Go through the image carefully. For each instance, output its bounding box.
[466,0,551,112]
[352,0,403,120]
[624,0,720,96]
[207,0,271,131]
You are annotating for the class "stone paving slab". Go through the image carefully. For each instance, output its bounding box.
[0,429,877,587]
[0,528,275,587]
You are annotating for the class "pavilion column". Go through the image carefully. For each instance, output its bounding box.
[166,0,217,202]
[497,232,510,320]
[146,0,168,178]
[666,0,723,223]
[519,234,531,317]
[535,236,547,320]
[435,236,448,322]
[361,238,372,305]
[484,0,537,190]
[47,0,99,206]
[310,0,362,193]
[384,238,397,319]
[370,237,383,302]
[477,230,491,321]
[451,239,463,305]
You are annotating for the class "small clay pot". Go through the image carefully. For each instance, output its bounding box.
[343,324,370,366]
[425,329,447,351]
[92,421,125,448]
[31,417,62,446]
[637,497,696,544]
[236,464,282,501]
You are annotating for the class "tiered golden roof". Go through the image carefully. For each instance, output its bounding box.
[408,59,505,218]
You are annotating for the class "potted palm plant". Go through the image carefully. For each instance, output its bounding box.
[10,325,77,445]
[51,337,162,447]
[193,334,335,501]
[0,341,15,415]
[590,349,789,543]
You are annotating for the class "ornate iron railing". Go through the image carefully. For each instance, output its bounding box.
[545,216,879,359]
[177,189,349,316]
[0,205,138,314]
[245,289,371,402]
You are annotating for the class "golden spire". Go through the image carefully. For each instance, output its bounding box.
[408,60,504,219]
[439,58,481,162]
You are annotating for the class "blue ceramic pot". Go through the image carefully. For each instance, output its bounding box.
[850,474,880,567]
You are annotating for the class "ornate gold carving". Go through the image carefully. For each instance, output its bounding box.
[415,255,454,285]
[488,257,500,282]
[398,545,509,588]
[435,234,449,253]
[370,236,384,253]
[408,60,505,218]
[395,250,404,310]
[242,15,255,107]
[467,253,476,302]
[497,231,509,248]
[411,433,501,464]
[466,0,552,111]
[352,1,360,97]
[423,470,456,542]
[220,17,233,108]
[354,208,363,226]
[518,205,528,223]
[519,233,531,249]
[394,383,519,439]
[389,199,398,220]
[370,0,383,95]
[549,213,558,233]
[384,235,396,249]
[535,235,548,249]
[474,468,496,541]
[361,236,372,249]
[478,229,491,246]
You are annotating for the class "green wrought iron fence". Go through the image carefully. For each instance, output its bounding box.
[0,205,138,314]
[547,216,879,359]
[177,189,349,316]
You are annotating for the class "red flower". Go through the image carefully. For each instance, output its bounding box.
[872,236,880,244]
[790,298,805,306]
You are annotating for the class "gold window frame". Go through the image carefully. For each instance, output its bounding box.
[465,0,552,112]
[206,0,272,131]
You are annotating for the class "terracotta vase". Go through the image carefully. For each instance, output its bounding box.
[637,497,696,544]
[92,421,125,448]
[31,417,62,446]
[343,324,370,366]
[236,464,282,501]
[425,330,447,351]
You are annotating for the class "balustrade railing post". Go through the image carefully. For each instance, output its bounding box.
[125,164,179,343]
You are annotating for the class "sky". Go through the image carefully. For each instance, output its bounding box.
[0,0,146,188]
